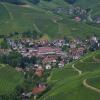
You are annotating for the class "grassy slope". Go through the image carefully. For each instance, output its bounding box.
[39,51,100,100]
[74,0,100,17]
[0,0,100,38]
[0,64,24,95]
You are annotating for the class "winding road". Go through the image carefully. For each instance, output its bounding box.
[72,61,100,94]
[83,79,100,93]
[72,64,82,76]
[93,56,100,62]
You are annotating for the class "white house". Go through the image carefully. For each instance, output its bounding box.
[58,62,64,68]
[45,64,51,70]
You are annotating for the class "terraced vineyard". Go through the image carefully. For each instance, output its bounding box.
[0,0,100,38]
[0,64,24,96]
[87,77,100,89]
[39,51,100,100]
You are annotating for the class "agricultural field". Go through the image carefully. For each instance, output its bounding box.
[0,64,24,96]
[87,77,100,89]
[0,0,100,38]
[39,51,100,100]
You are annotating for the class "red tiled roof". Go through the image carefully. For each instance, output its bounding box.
[38,47,54,53]
[38,47,61,54]
[32,85,46,94]
[42,56,56,63]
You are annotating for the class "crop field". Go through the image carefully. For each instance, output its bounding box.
[87,77,100,89]
[39,51,100,100]
[0,64,24,95]
[0,1,100,38]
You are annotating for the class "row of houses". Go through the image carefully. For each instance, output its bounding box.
[7,36,100,66]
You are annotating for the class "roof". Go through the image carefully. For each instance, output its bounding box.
[38,47,61,55]
[42,56,56,63]
[32,85,46,94]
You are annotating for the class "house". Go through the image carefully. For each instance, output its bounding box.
[45,64,51,70]
[75,16,81,22]
[22,92,32,100]
[37,47,55,56]
[15,67,23,72]
[95,16,100,23]
[58,61,64,68]
[32,83,46,95]
[42,56,57,64]
[35,66,44,77]
[90,36,98,44]
[69,47,85,60]
[70,43,76,48]
[37,47,62,57]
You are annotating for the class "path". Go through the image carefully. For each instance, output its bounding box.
[93,56,100,62]
[87,9,93,22]
[72,64,82,76]
[33,24,41,33]
[80,59,100,64]
[83,79,100,93]
[0,65,6,69]
[72,62,100,94]
[18,4,33,9]
[1,3,14,21]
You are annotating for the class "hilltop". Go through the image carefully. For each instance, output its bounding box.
[0,0,100,39]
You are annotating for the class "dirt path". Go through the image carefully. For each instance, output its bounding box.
[1,3,14,20]
[83,79,100,93]
[80,59,100,64]
[18,4,33,9]
[72,62,100,94]
[33,24,41,33]
[72,64,82,76]
[0,65,6,69]
[93,56,100,62]
[87,9,93,22]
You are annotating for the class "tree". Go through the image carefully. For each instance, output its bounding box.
[64,0,76,4]
[0,38,9,49]
[44,0,52,2]
[31,0,40,4]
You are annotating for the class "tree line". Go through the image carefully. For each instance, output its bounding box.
[0,0,77,5]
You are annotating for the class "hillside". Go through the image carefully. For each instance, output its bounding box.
[0,0,100,38]
[0,64,24,99]
[38,51,100,100]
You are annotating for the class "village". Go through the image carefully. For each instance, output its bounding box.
[53,6,100,23]
[0,35,100,100]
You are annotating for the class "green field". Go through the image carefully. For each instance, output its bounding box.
[0,0,100,38]
[38,51,100,100]
[88,77,100,89]
[0,64,24,96]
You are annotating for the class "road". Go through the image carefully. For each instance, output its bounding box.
[83,79,100,93]
[72,64,82,76]
[72,62,100,94]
